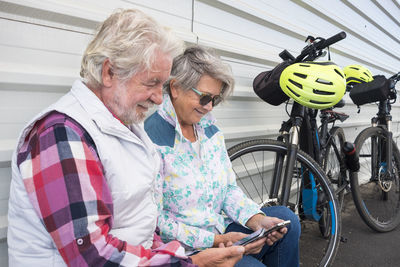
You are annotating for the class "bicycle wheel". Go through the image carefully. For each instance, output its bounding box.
[322,127,346,209]
[320,127,346,238]
[228,139,341,267]
[350,127,400,232]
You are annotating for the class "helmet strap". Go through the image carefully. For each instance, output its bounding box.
[327,46,331,60]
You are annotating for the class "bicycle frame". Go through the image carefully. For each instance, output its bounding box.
[270,102,304,206]
[270,102,324,222]
[270,101,349,219]
[369,100,393,180]
[318,109,349,196]
[368,72,400,178]
[283,103,305,205]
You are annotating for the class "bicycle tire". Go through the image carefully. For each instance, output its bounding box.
[228,139,341,267]
[350,127,400,232]
[323,127,346,209]
[320,127,346,237]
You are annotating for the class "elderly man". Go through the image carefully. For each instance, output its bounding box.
[7,9,244,266]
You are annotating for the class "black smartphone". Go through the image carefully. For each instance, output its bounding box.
[233,220,291,246]
[233,228,265,246]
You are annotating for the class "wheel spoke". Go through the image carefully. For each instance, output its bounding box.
[351,128,400,232]
[228,139,341,266]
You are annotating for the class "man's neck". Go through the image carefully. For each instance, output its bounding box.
[86,82,127,126]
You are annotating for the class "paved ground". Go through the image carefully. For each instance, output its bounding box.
[331,194,400,267]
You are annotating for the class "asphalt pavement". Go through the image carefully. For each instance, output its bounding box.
[331,194,400,267]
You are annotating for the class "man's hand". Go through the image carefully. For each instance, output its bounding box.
[213,232,247,247]
[191,245,245,267]
[214,231,266,255]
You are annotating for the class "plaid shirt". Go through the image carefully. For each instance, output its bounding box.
[16,111,195,266]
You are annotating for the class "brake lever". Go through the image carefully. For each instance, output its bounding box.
[298,37,326,62]
[303,50,325,62]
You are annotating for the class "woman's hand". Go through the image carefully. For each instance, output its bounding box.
[246,214,288,246]
[243,236,267,255]
[260,216,287,246]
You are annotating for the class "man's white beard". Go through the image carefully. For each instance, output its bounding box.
[107,83,153,125]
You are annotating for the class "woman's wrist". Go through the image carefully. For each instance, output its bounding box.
[245,213,266,231]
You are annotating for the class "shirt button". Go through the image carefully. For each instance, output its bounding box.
[77,238,84,246]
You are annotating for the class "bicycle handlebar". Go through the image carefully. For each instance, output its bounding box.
[389,72,400,82]
[316,31,347,51]
[292,31,346,63]
[388,72,400,101]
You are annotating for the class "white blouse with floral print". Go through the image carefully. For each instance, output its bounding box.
[145,95,262,249]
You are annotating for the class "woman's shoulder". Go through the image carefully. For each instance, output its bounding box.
[144,112,175,147]
[203,124,220,139]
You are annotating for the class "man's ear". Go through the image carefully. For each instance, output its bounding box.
[101,59,113,88]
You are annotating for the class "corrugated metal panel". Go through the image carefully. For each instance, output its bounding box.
[0,0,399,264]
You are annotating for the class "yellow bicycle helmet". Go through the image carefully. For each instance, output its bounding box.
[279,61,346,109]
[343,64,374,85]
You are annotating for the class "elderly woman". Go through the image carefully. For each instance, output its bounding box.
[145,46,300,267]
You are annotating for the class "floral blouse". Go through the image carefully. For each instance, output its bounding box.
[144,95,261,249]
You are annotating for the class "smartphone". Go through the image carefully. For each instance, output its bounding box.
[233,220,291,246]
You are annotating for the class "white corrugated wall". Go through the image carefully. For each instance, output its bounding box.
[0,0,399,265]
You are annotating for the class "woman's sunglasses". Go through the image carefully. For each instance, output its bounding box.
[191,87,222,107]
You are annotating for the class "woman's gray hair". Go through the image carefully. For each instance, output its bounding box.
[80,9,183,89]
[165,46,234,101]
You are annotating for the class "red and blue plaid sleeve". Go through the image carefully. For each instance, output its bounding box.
[16,111,195,266]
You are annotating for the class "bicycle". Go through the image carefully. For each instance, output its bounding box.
[303,103,351,236]
[348,72,400,232]
[321,65,400,234]
[228,32,347,266]
[286,68,400,234]
[273,101,350,238]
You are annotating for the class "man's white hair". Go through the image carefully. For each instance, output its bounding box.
[80,9,183,89]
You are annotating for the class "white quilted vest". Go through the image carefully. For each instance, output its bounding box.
[8,80,160,266]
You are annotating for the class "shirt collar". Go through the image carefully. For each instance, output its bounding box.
[157,94,217,135]
[71,80,145,143]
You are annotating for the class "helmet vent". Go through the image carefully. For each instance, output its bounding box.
[287,86,300,97]
[299,64,311,67]
[294,73,307,79]
[334,69,344,78]
[288,79,303,89]
[310,100,330,104]
[316,78,333,85]
[363,72,371,78]
[349,67,360,70]
[313,89,334,95]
